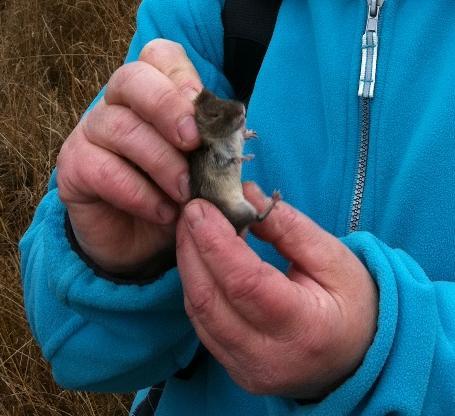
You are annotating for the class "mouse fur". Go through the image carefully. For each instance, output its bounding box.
[189,89,280,234]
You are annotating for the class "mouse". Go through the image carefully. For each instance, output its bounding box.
[188,88,281,234]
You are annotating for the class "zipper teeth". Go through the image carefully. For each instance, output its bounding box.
[349,97,370,233]
[349,0,384,233]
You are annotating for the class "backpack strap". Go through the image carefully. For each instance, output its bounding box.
[222,0,283,102]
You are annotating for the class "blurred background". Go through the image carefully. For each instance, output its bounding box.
[0,0,141,414]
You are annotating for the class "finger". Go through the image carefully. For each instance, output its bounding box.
[244,182,350,289]
[104,61,199,150]
[59,137,177,224]
[83,101,190,203]
[180,199,304,331]
[176,217,257,353]
[139,39,203,100]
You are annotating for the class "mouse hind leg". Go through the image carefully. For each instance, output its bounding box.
[256,190,282,222]
[220,191,281,234]
[222,200,257,234]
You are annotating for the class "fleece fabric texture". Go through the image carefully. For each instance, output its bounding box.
[20,0,455,414]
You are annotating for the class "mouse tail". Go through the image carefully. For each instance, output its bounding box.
[256,190,282,222]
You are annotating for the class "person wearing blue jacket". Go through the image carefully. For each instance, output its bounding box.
[19,0,455,414]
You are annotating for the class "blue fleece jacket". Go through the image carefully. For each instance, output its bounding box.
[20,0,455,414]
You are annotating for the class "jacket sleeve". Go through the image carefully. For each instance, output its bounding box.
[19,0,231,393]
[267,231,454,415]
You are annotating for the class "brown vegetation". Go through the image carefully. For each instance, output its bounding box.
[0,0,141,414]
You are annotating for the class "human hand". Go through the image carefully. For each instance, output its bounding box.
[57,39,202,274]
[176,183,378,399]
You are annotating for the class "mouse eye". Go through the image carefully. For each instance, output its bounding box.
[207,111,220,118]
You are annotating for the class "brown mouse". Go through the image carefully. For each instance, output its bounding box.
[188,89,280,234]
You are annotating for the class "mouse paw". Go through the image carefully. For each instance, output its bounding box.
[271,190,282,202]
[244,129,258,139]
[256,190,282,222]
[241,153,255,162]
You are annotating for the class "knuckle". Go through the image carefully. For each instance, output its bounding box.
[196,230,225,256]
[141,39,197,92]
[147,145,171,173]
[97,157,118,184]
[107,62,148,98]
[122,181,149,213]
[56,164,79,206]
[108,65,130,92]
[165,40,186,55]
[108,109,134,136]
[186,284,216,317]
[141,38,185,63]
[108,110,143,146]
[274,206,301,243]
[151,86,180,113]
[98,159,140,206]
[84,103,140,148]
[224,262,264,302]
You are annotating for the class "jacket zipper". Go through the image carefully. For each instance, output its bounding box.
[348,0,384,232]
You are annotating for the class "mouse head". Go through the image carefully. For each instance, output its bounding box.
[194,89,245,141]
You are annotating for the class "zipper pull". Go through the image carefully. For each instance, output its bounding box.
[358,0,384,98]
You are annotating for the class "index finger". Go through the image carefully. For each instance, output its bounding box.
[140,39,203,100]
[104,40,202,150]
[105,61,199,150]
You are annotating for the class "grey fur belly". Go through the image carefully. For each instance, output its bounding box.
[188,149,256,233]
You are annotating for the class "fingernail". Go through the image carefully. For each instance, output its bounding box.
[177,115,199,145]
[158,202,177,224]
[182,86,200,101]
[179,173,191,202]
[185,203,204,229]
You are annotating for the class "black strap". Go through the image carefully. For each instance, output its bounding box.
[222,0,282,102]
[132,382,165,416]
[134,347,207,416]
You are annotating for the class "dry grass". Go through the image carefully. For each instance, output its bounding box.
[0,0,141,414]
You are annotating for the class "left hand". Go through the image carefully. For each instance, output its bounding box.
[176,183,378,400]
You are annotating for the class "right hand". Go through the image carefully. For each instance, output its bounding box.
[56,39,203,275]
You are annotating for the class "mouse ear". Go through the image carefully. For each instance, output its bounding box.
[194,88,217,107]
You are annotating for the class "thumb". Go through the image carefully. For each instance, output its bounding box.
[244,182,351,289]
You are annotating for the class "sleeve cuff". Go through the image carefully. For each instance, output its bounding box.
[35,189,184,313]
[64,212,176,286]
